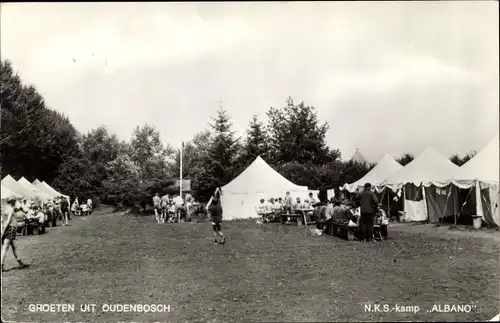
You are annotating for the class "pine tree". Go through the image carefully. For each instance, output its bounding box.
[205,107,240,192]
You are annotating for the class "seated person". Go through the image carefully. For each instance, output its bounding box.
[293,197,306,212]
[330,199,345,224]
[272,198,283,212]
[316,198,334,234]
[27,206,46,224]
[256,199,271,222]
[277,197,283,207]
[333,200,353,225]
[308,192,320,208]
[268,198,276,210]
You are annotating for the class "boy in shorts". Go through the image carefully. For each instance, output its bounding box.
[208,196,225,245]
[153,193,160,222]
[1,198,27,271]
[60,196,69,226]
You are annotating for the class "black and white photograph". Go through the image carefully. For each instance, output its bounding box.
[1,1,499,322]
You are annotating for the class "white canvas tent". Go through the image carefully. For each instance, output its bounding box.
[40,181,70,200]
[33,181,58,198]
[453,136,499,184]
[448,136,499,226]
[1,175,37,199]
[18,177,52,201]
[1,184,19,200]
[219,156,309,220]
[381,147,460,222]
[342,154,403,193]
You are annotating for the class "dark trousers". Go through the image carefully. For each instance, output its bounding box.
[360,213,374,242]
[47,209,56,227]
[316,218,333,234]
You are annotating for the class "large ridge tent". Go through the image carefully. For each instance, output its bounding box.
[219,156,309,220]
[1,184,19,200]
[33,181,58,198]
[443,136,499,226]
[37,181,70,202]
[18,177,52,201]
[1,175,37,199]
[381,147,460,222]
[342,154,403,193]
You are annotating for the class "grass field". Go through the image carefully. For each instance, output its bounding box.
[2,207,499,322]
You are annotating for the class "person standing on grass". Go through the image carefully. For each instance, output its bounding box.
[174,195,184,222]
[359,183,380,242]
[60,196,69,226]
[283,192,293,214]
[1,198,27,272]
[153,193,160,222]
[208,196,225,245]
[160,194,169,223]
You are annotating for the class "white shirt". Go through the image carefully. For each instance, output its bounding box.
[174,196,183,207]
[271,202,282,211]
[309,196,318,205]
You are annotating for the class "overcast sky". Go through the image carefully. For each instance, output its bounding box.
[1,2,498,162]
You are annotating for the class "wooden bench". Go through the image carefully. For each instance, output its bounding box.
[331,222,358,241]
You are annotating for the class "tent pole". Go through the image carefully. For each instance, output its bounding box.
[387,189,391,217]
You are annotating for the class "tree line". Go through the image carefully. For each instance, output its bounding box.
[0,60,477,210]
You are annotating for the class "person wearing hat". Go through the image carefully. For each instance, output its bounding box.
[1,198,27,271]
[359,183,380,242]
[208,195,225,245]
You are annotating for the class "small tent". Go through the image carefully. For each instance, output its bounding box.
[33,179,42,185]
[18,177,52,201]
[219,156,309,220]
[1,175,37,199]
[351,148,367,164]
[382,147,460,222]
[342,154,403,193]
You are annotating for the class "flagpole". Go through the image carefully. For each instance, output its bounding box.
[180,142,183,199]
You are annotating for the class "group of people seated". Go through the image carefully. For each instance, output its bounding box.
[71,198,93,216]
[316,183,389,241]
[254,184,389,241]
[153,193,194,224]
[1,195,71,236]
[255,192,321,223]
